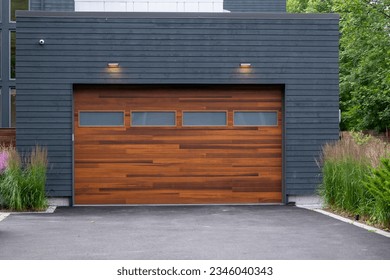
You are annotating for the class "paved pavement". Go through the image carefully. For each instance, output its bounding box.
[0,205,389,259]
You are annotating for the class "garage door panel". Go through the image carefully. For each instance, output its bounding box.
[76,128,281,137]
[74,85,283,204]
[75,191,282,205]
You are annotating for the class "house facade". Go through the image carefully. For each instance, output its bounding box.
[1,0,339,205]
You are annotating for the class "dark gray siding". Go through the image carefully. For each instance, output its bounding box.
[224,0,286,12]
[30,0,74,11]
[16,12,339,199]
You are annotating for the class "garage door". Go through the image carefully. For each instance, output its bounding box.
[74,85,283,204]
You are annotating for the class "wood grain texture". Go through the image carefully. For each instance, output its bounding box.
[74,85,283,204]
[0,128,16,147]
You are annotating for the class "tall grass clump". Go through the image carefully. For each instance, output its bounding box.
[0,145,48,211]
[0,147,24,210]
[320,132,390,228]
[23,145,48,210]
[320,136,371,213]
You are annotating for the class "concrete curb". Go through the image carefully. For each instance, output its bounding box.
[0,213,10,222]
[298,206,390,238]
[0,205,57,215]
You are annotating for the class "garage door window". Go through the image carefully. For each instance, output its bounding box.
[183,111,227,126]
[131,111,176,126]
[234,111,277,126]
[79,111,124,127]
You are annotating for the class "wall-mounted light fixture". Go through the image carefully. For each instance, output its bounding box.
[239,63,251,68]
[107,62,120,68]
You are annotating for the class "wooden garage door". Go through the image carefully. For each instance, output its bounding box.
[74,85,283,204]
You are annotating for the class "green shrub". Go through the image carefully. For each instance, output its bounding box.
[0,145,48,211]
[351,131,372,145]
[363,158,390,227]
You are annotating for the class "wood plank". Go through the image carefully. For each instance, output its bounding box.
[74,85,282,204]
[0,129,16,147]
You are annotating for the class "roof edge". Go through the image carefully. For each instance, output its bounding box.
[16,11,340,20]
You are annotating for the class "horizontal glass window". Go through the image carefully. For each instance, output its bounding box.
[234,111,278,126]
[10,31,16,79]
[131,111,176,126]
[79,111,124,127]
[183,111,227,126]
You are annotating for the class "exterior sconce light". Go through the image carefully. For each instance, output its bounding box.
[239,63,251,68]
[239,63,252,74]
[107,63,120,68]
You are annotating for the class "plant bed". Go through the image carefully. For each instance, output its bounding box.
[323,206,390,233]
[319,132,390,230]
[0,205,55,214]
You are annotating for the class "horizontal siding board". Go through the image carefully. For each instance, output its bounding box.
[46,180,72,185]
[17,48,339,56]
[16,129,72,135]
[287,189,319,195]
[17,140,71,146]
[46,190,72,196]
[286,178,321,184]
[286,146,324,152]
[16,25,339,35]
[16,46,340,55]
[16,123,72,129]
[285,162,320,168]
[286,134,339,140]
[16,15,338,23]
[286,107,339,113]
[286,124,340,129]
[17,110,70,116]
[17,61,339,69]
[286,151,322,157]
[16,72,339,80]
[286,173,322,178]
[16,12,339,198]
[16,134,71,140]
[17,36,338,44]
[286,167,321,172]
[16,66,339,74]
[286,129,339,135]
[17,56,339,64]
[15,79,339,86]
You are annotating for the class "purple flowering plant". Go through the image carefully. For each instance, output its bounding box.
[0,150,9,174]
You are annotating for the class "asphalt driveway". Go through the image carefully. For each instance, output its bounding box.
[0,205,389,259]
